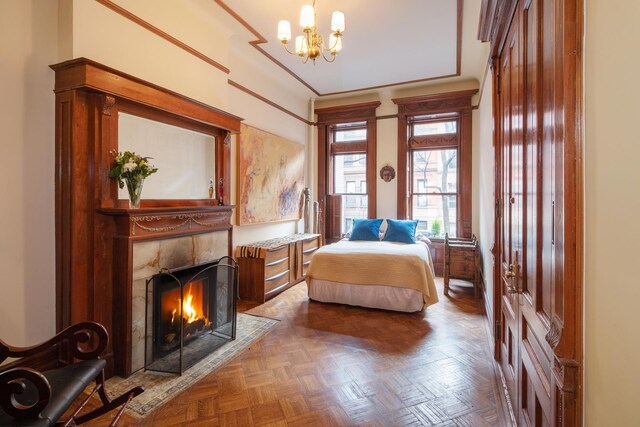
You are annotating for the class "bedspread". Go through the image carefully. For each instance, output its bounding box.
[305,240,439,307]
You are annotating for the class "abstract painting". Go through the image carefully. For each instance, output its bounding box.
[237,124,304,225]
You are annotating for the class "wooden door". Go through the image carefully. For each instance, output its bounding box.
[493,0,583,425]
[485,0,583,424]
[497,14,523,410]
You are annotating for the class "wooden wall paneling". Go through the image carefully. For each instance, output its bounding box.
[366,118,377,219]
[480,0,584,423]
[491,56,502,361]
[51,58,242,133]
[396,114,408,219]
[459,108,473,237]
[317,125,327,239]
[54,90,74,332]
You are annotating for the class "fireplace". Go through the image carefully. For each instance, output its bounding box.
[144,257,237,375]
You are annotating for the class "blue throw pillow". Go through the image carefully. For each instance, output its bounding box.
[349,219,383,241]
[383,219,418,244]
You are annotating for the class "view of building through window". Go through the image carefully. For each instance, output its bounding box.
[333,153,367,234]
[411,148,458,237]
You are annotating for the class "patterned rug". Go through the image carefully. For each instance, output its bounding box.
[105,313,279,419]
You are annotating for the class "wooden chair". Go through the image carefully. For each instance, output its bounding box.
[0,322,143,426]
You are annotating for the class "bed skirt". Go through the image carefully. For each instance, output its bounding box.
[307,279,424,313]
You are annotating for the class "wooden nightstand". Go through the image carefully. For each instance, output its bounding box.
[444,234,480,297]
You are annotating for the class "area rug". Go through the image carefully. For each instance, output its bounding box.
[104,313,279,418]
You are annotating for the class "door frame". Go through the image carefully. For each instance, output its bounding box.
[480,0,584,425]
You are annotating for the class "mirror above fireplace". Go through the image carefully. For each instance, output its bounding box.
[118,113,216,200]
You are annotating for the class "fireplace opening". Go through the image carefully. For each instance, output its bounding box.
[145,257,237,375]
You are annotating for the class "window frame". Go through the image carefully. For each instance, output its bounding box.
[316,101,380,242]
[393,90,476,239]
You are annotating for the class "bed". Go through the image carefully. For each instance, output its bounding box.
[305,239,438,312]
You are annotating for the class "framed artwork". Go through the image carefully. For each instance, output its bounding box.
[237,124,305,225]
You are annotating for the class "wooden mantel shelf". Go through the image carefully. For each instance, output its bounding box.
[97,205,235,241]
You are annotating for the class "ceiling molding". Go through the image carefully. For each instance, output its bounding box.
[95,0,230,74]
[214,0,463,97]
[228,80,312,125]
[213,0,320,96]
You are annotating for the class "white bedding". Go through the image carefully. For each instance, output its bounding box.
[305,240,438,312]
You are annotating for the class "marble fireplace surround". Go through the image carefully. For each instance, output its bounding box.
[100,205,235,377]
[131,231,228,373]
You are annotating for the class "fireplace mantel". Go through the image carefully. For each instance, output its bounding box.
[99,205,234,242]
[52,58,242,377]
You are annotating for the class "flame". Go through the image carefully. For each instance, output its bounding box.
[174,284,200,324]
[182,291,199,323]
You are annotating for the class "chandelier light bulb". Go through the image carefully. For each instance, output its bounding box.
[277,0,345,64]
[331,11,345,33]
[277,20,291,41]
[300,5,315,29]
[295,36,305,55]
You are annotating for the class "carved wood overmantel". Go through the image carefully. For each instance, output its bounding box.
[51,58,243,376]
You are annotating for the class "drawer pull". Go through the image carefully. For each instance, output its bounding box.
[266,257,288,267]
[266,270,289,282]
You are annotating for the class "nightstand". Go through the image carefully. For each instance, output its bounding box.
[444,234,480,297]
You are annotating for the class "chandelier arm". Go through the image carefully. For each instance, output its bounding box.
[281,43,299,56]
[320,50,337,63]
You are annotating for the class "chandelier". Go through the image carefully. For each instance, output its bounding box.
[277,1,345,64]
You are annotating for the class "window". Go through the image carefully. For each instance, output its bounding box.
[395,91,474,238]
[316,102,379,242]
[411,148,458,237]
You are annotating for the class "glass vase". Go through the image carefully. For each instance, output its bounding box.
[125,176,145,209]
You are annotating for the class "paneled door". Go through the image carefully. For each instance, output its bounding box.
[487,0,583,424]
[496,1,564,425]
[497,13,522,411]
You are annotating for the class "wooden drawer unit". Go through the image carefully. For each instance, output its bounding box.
[236,233,321,303]
[444,234,480,297]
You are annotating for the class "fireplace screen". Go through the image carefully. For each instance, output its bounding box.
[144,256,237,375]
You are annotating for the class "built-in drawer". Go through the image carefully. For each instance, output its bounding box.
[265,256,290,280]
[264,245,289,264]
[264,270,290,294]
[303,247,318,265]
[303,237,319,252]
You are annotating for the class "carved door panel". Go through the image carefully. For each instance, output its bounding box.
[496,1,558,425]
[498,15,522,409]
[515,0,556,425]
[489,0,582,423]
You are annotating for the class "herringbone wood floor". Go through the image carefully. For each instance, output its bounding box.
[86,278,510,426]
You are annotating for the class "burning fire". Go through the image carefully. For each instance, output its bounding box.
[172,284,202,325]
[162,281,210,347]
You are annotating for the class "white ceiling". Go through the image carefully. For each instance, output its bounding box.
[221,0,460,95]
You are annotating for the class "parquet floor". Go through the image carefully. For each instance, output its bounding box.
[88,278,510,426]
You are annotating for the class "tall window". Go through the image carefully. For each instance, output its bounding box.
[332,123,368,234]
[394,91,475,239]
[316,102,380,242]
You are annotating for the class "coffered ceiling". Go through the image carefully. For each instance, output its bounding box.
[216,0,462,96]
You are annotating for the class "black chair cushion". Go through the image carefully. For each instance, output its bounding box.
[0,359,106,426]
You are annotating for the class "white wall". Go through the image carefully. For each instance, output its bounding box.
[0,0,57,347]
[584,1,640,424]
[475,76,495,320]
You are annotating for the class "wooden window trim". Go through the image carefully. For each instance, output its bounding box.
[315,101,380,241]
[393,90,476,238]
